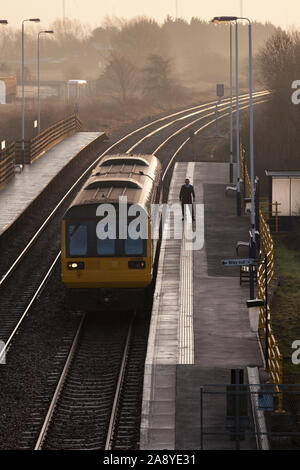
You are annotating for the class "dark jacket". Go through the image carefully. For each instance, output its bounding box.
[179,184,195,203]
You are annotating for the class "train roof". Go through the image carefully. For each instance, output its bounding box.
[64,153,161,218]
[95,154,150,169]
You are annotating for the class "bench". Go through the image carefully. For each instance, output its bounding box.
[236,241,250,256]
[225,185,237,197]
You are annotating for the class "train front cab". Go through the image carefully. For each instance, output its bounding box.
[61,207,153,310]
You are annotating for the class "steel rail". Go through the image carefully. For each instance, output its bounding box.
[126,90,269,154]
[0,97,268,365]
[159,97,268,178]
[0,91,269,288]
[0,252,61,363]
[105,316,135,450]
[28,96,268,451]
[34,314,86,450]
[162,98,268,180]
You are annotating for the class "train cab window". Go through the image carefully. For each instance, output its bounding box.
[68,224,88,256]
[125,237,144,255]
[125,224,144,255]
[97,224,115,255]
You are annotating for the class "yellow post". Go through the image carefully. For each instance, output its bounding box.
[240,143,243,180]
[275,201,279,233]
[276,355,285,413]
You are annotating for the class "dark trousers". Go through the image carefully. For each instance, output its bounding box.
[181,201,194,219]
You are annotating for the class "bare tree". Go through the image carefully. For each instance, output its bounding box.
[143,54,185,104]
[96,53,139,102]
[115,17,168,67]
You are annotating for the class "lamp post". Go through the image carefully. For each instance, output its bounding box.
[212,15,256,295]
[211,17,237,188]
[229,22,233,184]
[235,20,241,217]
[37,30,54,134]
[21,18,40,167]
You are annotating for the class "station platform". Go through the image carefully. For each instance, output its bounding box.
[140,162,263,450]
[0,132,104,236]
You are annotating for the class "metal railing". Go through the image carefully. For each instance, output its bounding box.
[256,214,284,412]
[0,115,83,189]
[29,114,82,164]
[200,384,300,450]
[240,144,251,199]
[260,198,281,232]
[0,142,15,189]
[240,145,284,412]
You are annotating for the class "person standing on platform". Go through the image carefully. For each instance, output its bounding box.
[179,178,195,221]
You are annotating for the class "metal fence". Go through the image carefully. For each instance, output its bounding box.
[240,145,284,411]
[257,206,284,412]
[199,384,300,450]
[28,114,82,164]
[0,142,15,189]
[260,198,281,232]
[0,114,83,189]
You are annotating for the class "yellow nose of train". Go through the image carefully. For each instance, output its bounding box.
[61,240,152,288]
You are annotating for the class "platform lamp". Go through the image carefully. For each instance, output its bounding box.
[211,17,234,185]
[212,17,241,215]
[37,30,54,134]
[21,18,40,167]
[212,15,256,297]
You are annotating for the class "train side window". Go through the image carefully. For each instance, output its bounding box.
[69,224,87,256]
[97,224,115,255]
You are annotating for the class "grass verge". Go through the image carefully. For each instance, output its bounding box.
[271,231,300,382]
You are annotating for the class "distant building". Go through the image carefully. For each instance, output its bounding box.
[266,170,300,230]
[0,76,17,104]
[67,79,87,103]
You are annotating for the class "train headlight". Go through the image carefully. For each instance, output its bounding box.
[128,260,146,269]
[67,261,85,270]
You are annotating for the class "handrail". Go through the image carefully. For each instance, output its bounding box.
[0,142,15,189]
[241,145,284,412]
[258,206,283,412]
[0,115,82,190]
[29,114,82,163]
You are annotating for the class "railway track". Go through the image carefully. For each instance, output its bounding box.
[34,311,147,450]
[0,91,268,363]
[0,91,269,449]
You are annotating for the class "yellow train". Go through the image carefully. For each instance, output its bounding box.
[61,153,162,310]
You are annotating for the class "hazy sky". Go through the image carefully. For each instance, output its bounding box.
[1,1,299,30]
